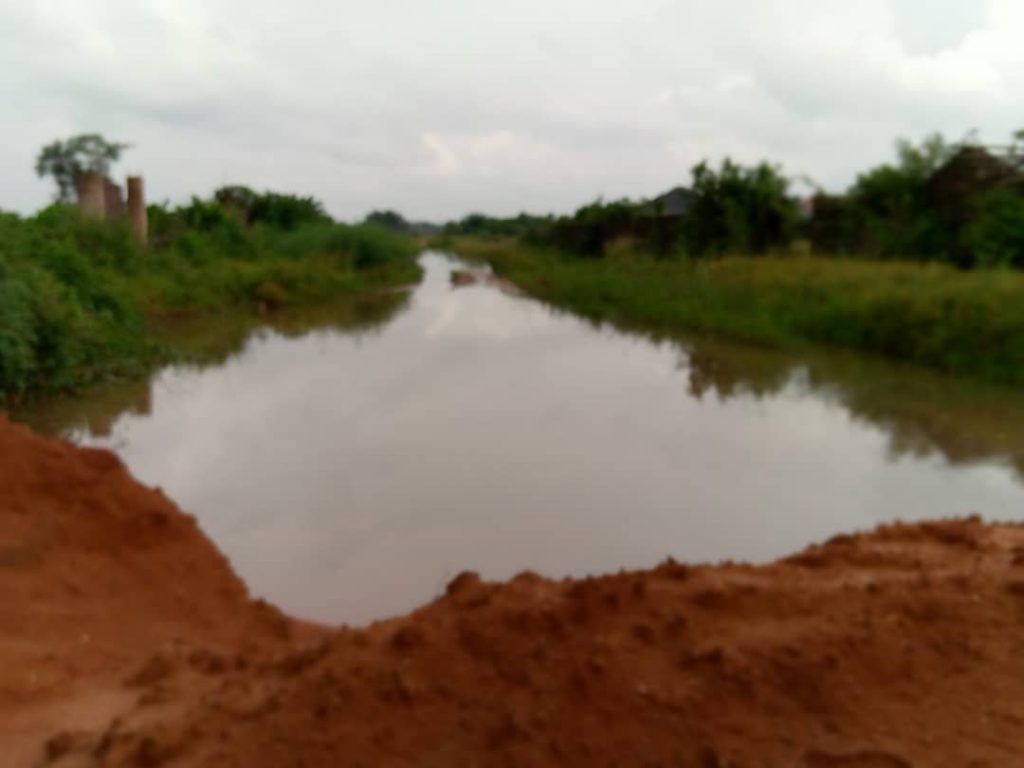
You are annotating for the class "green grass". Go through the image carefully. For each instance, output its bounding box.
[0,207,420,402]
[448,236,1024,386]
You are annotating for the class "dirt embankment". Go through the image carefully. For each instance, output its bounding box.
[2,415,1023,767]
[0,416,300,766]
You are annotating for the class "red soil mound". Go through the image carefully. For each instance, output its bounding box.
[0,416,295,765]
[2,415,1023,767]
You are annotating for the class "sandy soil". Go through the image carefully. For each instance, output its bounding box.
[2,414,1023,767]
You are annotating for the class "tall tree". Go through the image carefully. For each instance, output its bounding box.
[681,159,798,256]
[846,132,954,259]
[35,133,131,203]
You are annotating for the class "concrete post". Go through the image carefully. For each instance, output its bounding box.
[103,179,125,221]
[126,176,148,246]
[76,170,106,219]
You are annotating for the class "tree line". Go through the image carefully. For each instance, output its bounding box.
[443,130,1024,268]
[0,137,420,400]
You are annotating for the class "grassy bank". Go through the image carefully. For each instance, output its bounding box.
[448,236,1024,386]
[0,206,419,402]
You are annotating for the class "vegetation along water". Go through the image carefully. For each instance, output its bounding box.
[441,130,1024,385]
[0,188,418,403]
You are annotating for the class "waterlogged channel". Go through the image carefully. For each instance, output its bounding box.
[16,252,1024,623]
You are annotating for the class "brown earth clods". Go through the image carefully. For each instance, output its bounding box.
[1,415,1023,767]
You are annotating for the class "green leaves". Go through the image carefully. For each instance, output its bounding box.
[35,133,131,203]
[682,159,798,257]
[211,187,329,231]
[965,191,1024,268]
[0,196,417,403]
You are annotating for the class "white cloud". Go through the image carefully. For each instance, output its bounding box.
[0,0,1020,220]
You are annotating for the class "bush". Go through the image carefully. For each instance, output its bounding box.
[0,197,418,402]
[453,239,1024,386]
[508,159,798,260]
[444,212,554,239]
[364,210,410,232]
[249,193,329,230]
[212,186,330,231]
[964,191,1024,268]
[681,160,798,257]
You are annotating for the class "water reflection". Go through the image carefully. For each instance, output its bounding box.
[13,252,1024,624]
[677,338,1024,479]
[13,291,411,438]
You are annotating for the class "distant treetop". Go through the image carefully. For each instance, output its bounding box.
[364,210,410,232]
[35,133,131,203]
[211,186,329,230]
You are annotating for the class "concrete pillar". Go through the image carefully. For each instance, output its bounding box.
[126,176,148,246]
[76,170,106,220]
[103,179,125,221]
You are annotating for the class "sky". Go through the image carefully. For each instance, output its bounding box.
[1,0,1021,222]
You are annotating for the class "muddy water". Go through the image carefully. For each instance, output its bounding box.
[17,252,1024,623]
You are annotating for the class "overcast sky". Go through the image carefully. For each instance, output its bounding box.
[1,0,1021,222]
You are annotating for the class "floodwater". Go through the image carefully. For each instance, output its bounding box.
[16,252,1024,623]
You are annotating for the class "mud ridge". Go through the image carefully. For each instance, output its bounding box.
[2,415,1022,767]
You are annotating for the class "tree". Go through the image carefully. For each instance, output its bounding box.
[212,186,329,230]
[35,133,131,203]
[214,185,259,213]
[893,132,955,179]
[681,159,798,256]
[364,210,410,232]
[248,193,328,230]
[963,190,1024,268]
[846,133,954,259]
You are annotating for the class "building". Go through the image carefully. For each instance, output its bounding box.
[652,187,694,218]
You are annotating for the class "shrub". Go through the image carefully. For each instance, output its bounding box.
[682,160,798,257]
[964,190,1024,268]
[0,197,418,402]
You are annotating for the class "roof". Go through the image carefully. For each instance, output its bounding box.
[927,146,1023,228]
[653,187,694,217]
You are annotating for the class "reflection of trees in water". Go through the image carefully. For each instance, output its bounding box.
[165,291,412,370]
[683,345,790,402]
[13,291,412,439]
[677,335,1024,479]
[536,299,1024,479]
[19,285,1024,483]
[14,376,155,440]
